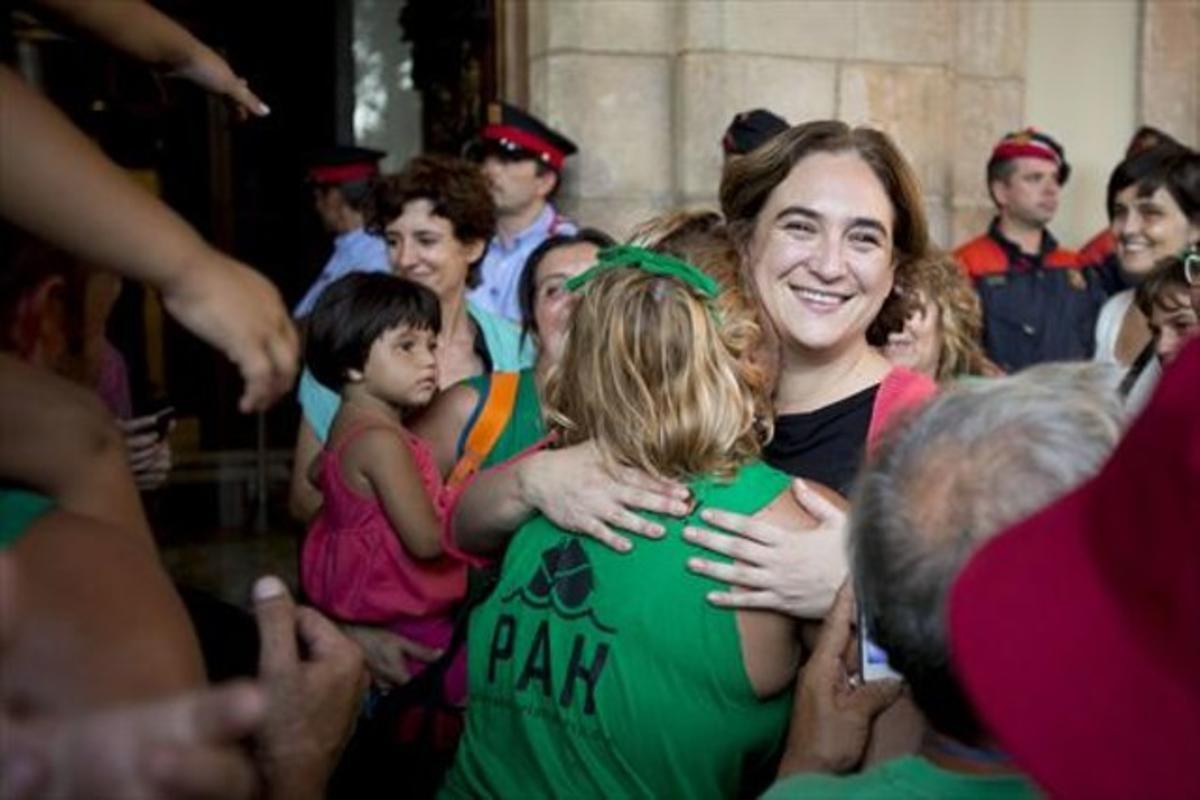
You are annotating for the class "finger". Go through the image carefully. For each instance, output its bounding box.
[702,590,783,610]
[296,606,359,664]
[183,681,266,743]
[146,743,259,800]
[396,637,442,664]
[371,657,411,687]
[812,581,856,669]
[850,678,904,717]
[614,485,690,518]
[578,518,632,553]
[697,507,781,543]
[603,505,666,540]
[126,432,160,451]
[228,79,270,117]
[266,322,300,397]
[252,576,298,677]
[792,479,847,526]
[610,465,690,500]
[686,557,771,589]
[682,526,772,561]
[236,348,274,414]
[118,416,157,433]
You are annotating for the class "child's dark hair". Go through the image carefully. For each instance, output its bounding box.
[305,272,440,391]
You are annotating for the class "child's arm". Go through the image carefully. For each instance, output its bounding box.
[352,430,443,559]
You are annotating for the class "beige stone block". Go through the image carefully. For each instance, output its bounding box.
[923,194,951,251]
[955,0,1027,78]
[675,53,838,198]
[951,77,1024,203]
[1140,0,1200,147]
[679,0,855,59]
[561,196,677,242]
[838,64,952,199]
[854,0,953,65]
[950,204,995,249]
[538,53,674,198]
[529,0,678,57]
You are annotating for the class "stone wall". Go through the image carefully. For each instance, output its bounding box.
[521,0,1030,247]
[517,0,1197,248]
[1140,0,1200,148]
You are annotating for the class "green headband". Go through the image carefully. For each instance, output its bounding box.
[564,245,719,299]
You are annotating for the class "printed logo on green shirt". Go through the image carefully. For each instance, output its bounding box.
[486,538,616,717]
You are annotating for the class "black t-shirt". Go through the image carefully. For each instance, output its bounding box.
[764,384,879,496]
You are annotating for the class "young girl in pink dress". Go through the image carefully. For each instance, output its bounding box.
[300,272,466,695]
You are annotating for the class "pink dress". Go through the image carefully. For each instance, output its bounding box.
[301,424,467,698]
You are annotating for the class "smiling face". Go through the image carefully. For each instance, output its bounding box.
[746,150,896,359]
[356,324,440,409]
[383,199,485,301]
[1111,185,1199,278]
[532,241,600,365]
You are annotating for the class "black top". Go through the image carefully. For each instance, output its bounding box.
[764,384,880,497]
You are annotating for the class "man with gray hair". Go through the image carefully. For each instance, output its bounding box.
[765,363,1123,799]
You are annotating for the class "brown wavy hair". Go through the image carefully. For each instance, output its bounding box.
[719,120,931,341]
[544,266,764,481]
[365,154,496,287]
[868,251,996,379]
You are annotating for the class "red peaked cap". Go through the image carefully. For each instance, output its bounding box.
[306,146,385,185]
[988,127,1071,184]
[949,337,1200,800]
[477,101,578,172]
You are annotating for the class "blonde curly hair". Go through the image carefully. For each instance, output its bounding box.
[543,264,765,481]
[868,251,995,379]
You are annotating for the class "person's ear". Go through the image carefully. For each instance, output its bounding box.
[9,276,67,367]
[535,168,557,201]
[464,238,487,265]
[345,367,364,383]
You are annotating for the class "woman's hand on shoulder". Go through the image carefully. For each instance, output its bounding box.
[683,478,848,618]
[518,441,693,553]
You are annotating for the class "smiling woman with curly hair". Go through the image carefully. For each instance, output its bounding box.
[869,251,1001,381]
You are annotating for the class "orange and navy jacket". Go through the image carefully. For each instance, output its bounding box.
[1077,227,1131,296]
[954,220,1108,372]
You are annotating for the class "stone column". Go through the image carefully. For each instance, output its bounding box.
[1139,0,1200,147]
[526,1,678,237]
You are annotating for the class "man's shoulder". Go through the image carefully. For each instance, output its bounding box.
[953,235,1007,278]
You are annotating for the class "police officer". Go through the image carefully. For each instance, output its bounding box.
[721,108,789,160]
[467,102,577,322]
[954,129,1105,371]
[294,146,390,318]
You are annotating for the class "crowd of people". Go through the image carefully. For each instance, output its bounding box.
[1,4,1198,798]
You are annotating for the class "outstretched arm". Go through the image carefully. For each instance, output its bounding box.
[27,0,269,118]
[0,67,297,412]
[0,355,153,546]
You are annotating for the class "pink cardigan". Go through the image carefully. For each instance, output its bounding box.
[866,367,938,455]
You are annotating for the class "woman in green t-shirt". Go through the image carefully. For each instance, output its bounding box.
[442,249,822,798]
